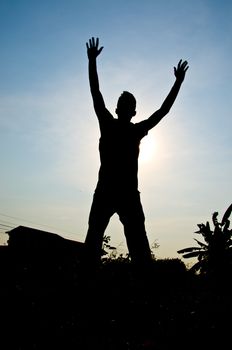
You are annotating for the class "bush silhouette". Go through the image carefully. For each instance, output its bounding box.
[178,203,232,276]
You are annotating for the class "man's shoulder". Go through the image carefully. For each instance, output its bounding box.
[133,120,149,138]
[99,115,116,133]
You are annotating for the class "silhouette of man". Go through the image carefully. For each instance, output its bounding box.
[84,37,188,267]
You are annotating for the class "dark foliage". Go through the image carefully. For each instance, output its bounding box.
[1,246,231,349]
[0,225,231,349]
[178,203,232,277]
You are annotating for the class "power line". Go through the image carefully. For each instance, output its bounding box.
[0,212,82,239]
[0,223,14,229]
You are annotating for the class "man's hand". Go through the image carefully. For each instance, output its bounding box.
[86,37,103,60]
[174,59,189,82]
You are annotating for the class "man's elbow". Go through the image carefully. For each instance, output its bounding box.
[160,106,171,116]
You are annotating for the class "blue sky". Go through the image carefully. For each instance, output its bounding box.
[0,0,231,262]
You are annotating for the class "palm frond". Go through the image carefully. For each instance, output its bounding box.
[212,212,219,227]
[206,221,211,232]
[194,238,207,248]
[223,220,230,233]
[195,223,206,234]
[221,204,232,226]
[195,223,212,238]
[177,247,202,254]
[181,251,202,259]
[178,204,232,275]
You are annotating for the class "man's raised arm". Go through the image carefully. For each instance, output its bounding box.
[144,59,189,130]
[86,37,108,119]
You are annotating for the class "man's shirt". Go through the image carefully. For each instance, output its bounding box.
[96,116,149,193]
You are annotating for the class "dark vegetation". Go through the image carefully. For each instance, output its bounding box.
[178,203,232,276]
[1,205,232,349]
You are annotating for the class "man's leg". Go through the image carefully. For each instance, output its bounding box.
[118,191,152,266]
[84,190,114,268]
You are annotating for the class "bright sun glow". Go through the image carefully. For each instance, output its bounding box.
[139,136,156,163]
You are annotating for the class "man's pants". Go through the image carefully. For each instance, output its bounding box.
[84,189,152,266]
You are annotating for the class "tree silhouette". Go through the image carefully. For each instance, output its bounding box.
[177,203,232,276]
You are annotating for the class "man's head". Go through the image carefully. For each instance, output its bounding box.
[115,91,136,121]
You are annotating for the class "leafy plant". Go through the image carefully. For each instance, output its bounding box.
[177,203,232,275]
[101,235,117,260]
[101,236,159,262]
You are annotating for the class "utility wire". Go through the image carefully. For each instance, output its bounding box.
[0,212,82,239]
[0,223,14,229]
